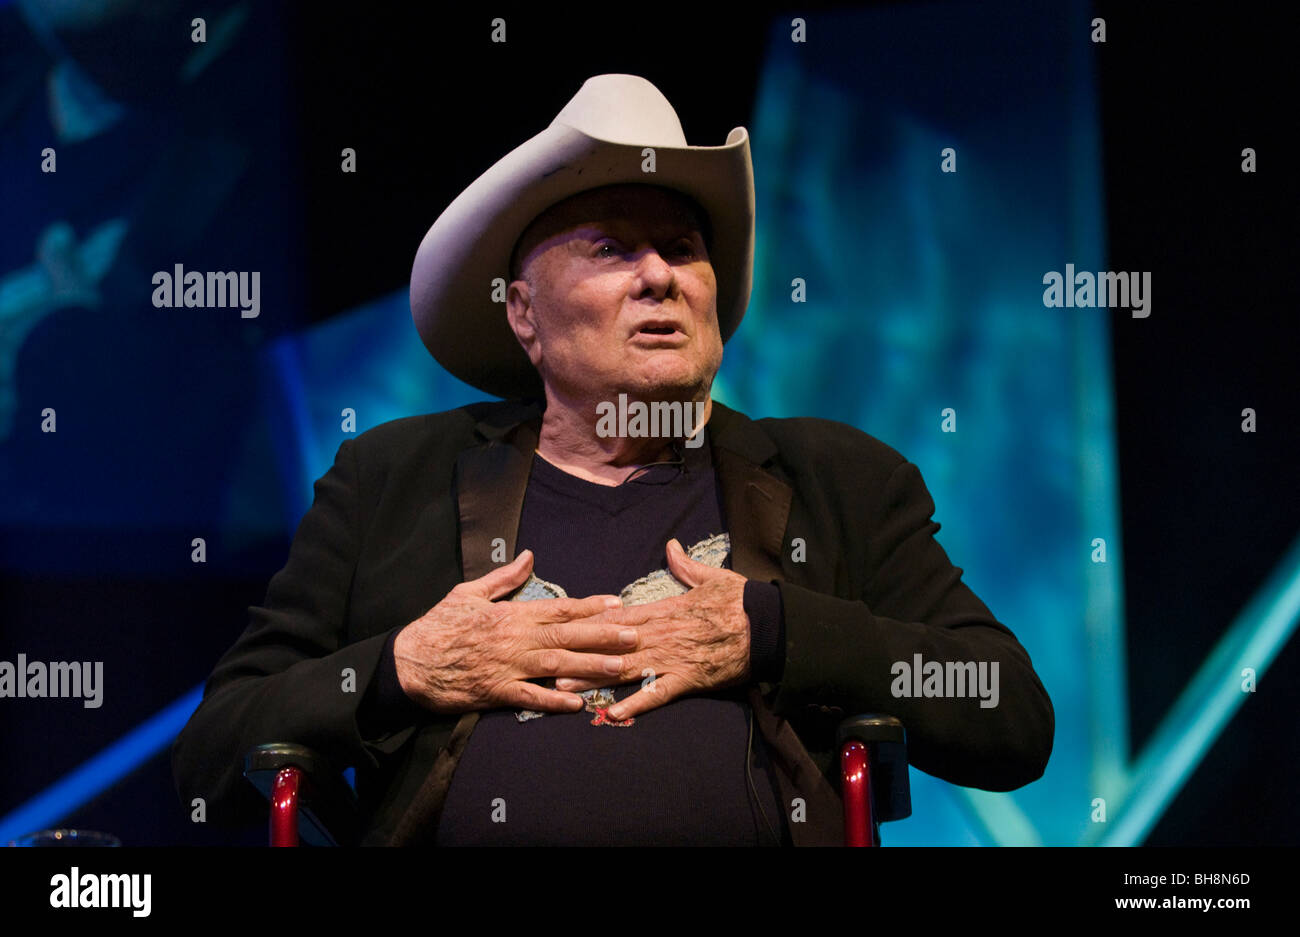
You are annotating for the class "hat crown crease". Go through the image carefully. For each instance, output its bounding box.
[550,74,687,147]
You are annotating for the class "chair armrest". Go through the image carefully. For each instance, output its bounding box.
[837,714,911,846]
[243,743,361,846]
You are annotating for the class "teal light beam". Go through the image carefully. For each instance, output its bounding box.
[1094,531,1300,845]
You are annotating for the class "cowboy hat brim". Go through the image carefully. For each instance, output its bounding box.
[410,110,754,400]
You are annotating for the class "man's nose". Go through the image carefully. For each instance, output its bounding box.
[631,247,676,298]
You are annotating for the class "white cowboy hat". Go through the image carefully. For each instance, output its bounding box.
[409,73,755,400]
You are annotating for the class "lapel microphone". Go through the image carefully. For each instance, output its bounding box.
[623,440,688,485]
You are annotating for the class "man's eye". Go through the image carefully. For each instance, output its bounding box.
[670,240,697,259]
[595,242,621,258]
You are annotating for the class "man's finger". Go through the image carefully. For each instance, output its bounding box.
[553,677,607,693]
[506,680,585,714]
[528,620,639,652]
[526,594,623,624]
[571,601,664,628]
[457,550,534,600]
[521,648,627,681]
[604,672,686,721]
[554,655,664,692]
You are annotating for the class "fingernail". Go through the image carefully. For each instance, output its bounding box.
[555,678,573,690]
[603,656,623,674]
[619,629,637,645]
[604,596,623,608]
[607,707,623,720]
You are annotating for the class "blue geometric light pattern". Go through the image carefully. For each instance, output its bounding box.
[712,0,1299,845]
[714,1,1117,845]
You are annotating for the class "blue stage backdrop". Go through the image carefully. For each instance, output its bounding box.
[258,1,1117,845]
[2,1,1294,847]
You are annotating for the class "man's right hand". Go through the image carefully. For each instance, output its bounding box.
[393,550,635,715]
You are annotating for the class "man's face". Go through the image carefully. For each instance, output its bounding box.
[506,185,722,404]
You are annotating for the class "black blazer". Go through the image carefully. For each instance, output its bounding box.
[171,399,1054,845]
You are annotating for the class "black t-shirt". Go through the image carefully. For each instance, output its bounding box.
[431,435,788,845]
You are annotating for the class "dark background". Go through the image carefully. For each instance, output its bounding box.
[0,0,1295,846]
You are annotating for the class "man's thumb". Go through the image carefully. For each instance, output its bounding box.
[467,549,534,599]
[666,538,711,588]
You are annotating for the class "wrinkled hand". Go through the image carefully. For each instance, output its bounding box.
[394,550,637,714]
[555,538,752,719]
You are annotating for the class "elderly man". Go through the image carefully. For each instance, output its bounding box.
[172,74,1053,846]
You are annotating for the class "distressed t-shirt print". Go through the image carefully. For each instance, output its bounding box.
[510,533,730,727]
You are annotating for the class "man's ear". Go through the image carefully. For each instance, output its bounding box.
[505,278,543,369]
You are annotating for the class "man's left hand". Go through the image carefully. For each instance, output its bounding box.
[554,538,751,719]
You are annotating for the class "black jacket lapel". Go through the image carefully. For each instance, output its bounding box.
[455,414,540,580]
[709,402,845,845]
[389,403,541,845]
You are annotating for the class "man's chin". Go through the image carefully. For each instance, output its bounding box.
[619,373,709,404]
[619,357,715,397]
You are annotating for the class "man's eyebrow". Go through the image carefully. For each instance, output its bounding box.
[575,218,705,241]
[565,224,611,240]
